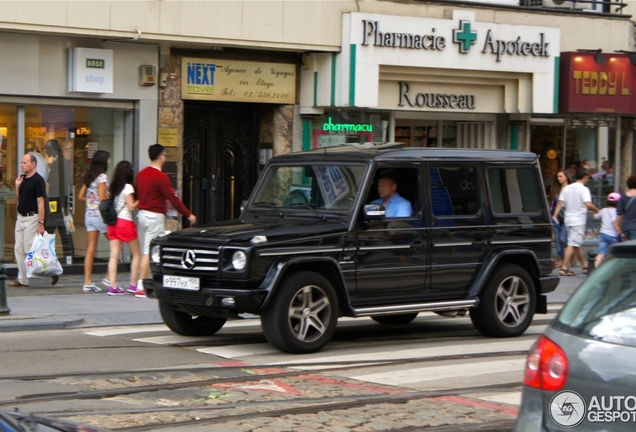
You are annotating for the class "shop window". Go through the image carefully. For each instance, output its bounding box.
[0,103,130,263]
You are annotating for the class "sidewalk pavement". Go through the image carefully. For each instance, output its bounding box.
[0,264,587,333]
[0,271,162,332]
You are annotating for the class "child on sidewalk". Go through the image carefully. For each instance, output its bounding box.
[594,192,622,268]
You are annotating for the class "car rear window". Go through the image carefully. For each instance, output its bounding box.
[554,257,636,348]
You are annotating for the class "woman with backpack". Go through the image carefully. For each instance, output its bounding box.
[105,160,140,296]
[78,150,110,292]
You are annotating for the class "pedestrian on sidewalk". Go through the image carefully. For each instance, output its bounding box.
[552,167,599,277]
[614,174,636,241]
[549,169,570,268]
[43,139,75,264]
[594,192,622,268]
[11,153,59,287]
[135,144,196,298]
[105,160,140,296]
[78,150,110,293]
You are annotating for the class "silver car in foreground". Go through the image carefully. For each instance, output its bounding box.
[515,241,636,431]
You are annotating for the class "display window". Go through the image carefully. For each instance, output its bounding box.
[0,103,131,263]
[530,121,617,243]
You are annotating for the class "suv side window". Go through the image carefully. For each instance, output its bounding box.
[487,166,542,214]
[429,164,479,217]
[366,166,420,218]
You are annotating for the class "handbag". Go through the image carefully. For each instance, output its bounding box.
[25,233,64,278]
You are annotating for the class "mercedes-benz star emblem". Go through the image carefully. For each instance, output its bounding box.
[181,250,196,270]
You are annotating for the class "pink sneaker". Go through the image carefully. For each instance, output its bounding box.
[135,287,147,298]
[126,284,137,294]
[107,285,126,296]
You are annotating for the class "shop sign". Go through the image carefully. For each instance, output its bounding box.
[398,82,475,110]
[68,48,114,93]
[181,58,296,104]
[560,52,636,114]
[359,15,553,63]
[322,117,373,132]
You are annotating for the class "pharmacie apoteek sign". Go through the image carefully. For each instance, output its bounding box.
[355,12,553,63]
[338,10,560,113]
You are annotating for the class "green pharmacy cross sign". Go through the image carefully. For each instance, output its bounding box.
[453,20,477,54]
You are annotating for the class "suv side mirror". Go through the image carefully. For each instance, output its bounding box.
[364,204,386,220]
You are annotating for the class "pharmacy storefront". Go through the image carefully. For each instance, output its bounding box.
[300,10,560,150]
[0,33,158,266]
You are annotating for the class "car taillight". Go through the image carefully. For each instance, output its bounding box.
[523,335,568,391]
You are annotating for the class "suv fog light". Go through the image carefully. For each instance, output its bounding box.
[150,245,161,264]
[232,251,247,270]
[221,297,236,307]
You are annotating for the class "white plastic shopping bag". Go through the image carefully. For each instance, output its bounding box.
[25,232,64,278]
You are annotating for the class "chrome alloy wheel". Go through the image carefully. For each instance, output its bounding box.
[287,285,332,343]
[496,275,531,327]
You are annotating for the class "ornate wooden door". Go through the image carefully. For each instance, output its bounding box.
[183,103,258,224]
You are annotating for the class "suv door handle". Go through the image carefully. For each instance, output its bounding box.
[473,238,487,246]
[411,240,425,253]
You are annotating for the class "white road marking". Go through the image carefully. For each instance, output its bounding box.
[268,339,534,368]
[479,392,523,406]
[196,344,279,357]
[350,358,526,386]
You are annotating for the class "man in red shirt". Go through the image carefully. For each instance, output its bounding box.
[136,144,196,297]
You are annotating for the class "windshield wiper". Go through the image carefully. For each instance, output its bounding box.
[252,201,278,209]
[251,201,286,217]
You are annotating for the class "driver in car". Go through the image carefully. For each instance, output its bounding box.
[371,174,412,217]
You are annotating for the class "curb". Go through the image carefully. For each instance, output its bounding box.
[0,316,84,332]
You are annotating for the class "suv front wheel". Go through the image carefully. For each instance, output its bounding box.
[159,301,227,336]
[470,264,536,337]
[261,271,338,354]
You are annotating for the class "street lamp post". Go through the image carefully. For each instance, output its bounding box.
[0,264,10,315]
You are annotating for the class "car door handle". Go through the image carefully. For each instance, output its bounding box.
[473,238,487,246]
[411,240,425,253]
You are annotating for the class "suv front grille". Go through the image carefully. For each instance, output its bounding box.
[162,247,219,272]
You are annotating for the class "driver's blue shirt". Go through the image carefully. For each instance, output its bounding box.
[371,193,412,217]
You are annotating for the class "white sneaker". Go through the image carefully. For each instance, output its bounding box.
[101,278,111,288]
[82,284,101,293]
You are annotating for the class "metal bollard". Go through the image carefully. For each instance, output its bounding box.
[0,264,9,315]
[587,250,597,276]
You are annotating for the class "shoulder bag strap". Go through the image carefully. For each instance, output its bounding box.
[626,194,636,211]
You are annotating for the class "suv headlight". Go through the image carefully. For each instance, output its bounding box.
[231,250,247,271]
[150,245,161,264]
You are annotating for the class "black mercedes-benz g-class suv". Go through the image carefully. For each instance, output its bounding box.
[145,144,559,353]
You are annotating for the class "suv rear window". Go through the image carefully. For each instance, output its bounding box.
[554,257,636,348]
[487,167,542,214]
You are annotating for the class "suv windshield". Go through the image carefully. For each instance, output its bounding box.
[250,164,367,212]
[554,257,636,348]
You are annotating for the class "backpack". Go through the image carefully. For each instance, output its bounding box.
[99,198,118,225]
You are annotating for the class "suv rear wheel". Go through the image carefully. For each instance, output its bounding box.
[261,271,338,354]
[159,301,227,336]
[470,264,536,337]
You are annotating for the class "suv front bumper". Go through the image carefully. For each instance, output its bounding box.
[145,278,268,313]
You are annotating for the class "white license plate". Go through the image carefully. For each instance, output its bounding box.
[163,275,200,291]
